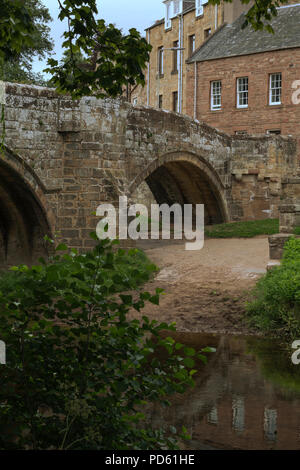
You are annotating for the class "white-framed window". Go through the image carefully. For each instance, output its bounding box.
[266,129,281,135]
[232,396,245,433]
[264,408,277,442]
[207,406,218,425]
[158,95,163,109]
[172,0,183,17]
[269,73,282,105]
[164,0,172,29]
[204,28,211,39]
[173,0,180,15]
[237,77,248,108]
[172,40,180,72]
[211,80,221,110]
[158,46,164,76]
[235,130,248,135]
[172,91,178,112]
[189,34,195,56]
[196,0,208,17]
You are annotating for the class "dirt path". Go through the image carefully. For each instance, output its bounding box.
[132,236,269,335]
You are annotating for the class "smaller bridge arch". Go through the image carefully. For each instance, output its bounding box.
[129,152,230,225]
[0,147,53,268]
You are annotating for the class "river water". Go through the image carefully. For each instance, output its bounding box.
[149,333,300,450]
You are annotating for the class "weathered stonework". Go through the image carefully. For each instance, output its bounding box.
[268,233,297,260]
[279,203,300,233]
[0,81,298,266]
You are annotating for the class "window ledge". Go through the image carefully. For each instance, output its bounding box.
[171,70,178,75]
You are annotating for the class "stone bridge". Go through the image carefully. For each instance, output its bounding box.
[0,81,298,267]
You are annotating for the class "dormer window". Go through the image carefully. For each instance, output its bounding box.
[172,0,183,17]
[196,0,208,17]
[164,0,183,28]
[164,1,172,29]
[173,0,180,15]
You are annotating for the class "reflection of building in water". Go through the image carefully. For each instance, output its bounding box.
[264,408,277,442]
[207,406,218,426]
[199,397,282,449]
[201,397,281,449]
[149,335,300,450]
[232,396,245,433]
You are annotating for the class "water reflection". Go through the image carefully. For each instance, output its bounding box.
[149,333,300,450]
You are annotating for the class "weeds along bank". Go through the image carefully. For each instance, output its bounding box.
[247,237,300,339]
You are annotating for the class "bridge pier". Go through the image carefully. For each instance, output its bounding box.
[267,177,300,266]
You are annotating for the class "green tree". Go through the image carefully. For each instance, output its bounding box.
[0,62,50,87]
[0,0,53,85]
[54,47,92,90]
[45,0,152,98]
[0,237,214,449]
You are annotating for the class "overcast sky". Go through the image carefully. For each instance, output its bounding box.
[34,0,165,75]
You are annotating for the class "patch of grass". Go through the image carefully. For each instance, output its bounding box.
[205,218,279,238]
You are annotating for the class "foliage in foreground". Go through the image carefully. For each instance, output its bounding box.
[246,237,300,339]
[0,235,213,450]
[205,218,279,239]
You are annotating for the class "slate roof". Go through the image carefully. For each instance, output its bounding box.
[188,4,300,63]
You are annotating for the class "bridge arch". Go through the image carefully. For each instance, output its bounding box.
[129,152,230,225]
[0,147,52,268]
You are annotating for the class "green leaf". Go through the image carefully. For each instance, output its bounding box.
[183,357,195,368]
[56,243,68,252]
[184,347,196,357]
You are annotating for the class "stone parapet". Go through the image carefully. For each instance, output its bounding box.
[279,204,300,233]
[268,233,299,260]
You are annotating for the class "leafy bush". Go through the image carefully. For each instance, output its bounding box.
[282,237,300,263]
[246,237,300,338]
[0,235,212,450]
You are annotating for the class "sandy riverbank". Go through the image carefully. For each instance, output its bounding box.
[131,236,269,335]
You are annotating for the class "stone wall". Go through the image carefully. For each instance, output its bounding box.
[230,134,297,220]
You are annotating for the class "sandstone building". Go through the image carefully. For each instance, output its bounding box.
[131,0,252,114]
[186,3,300,150]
